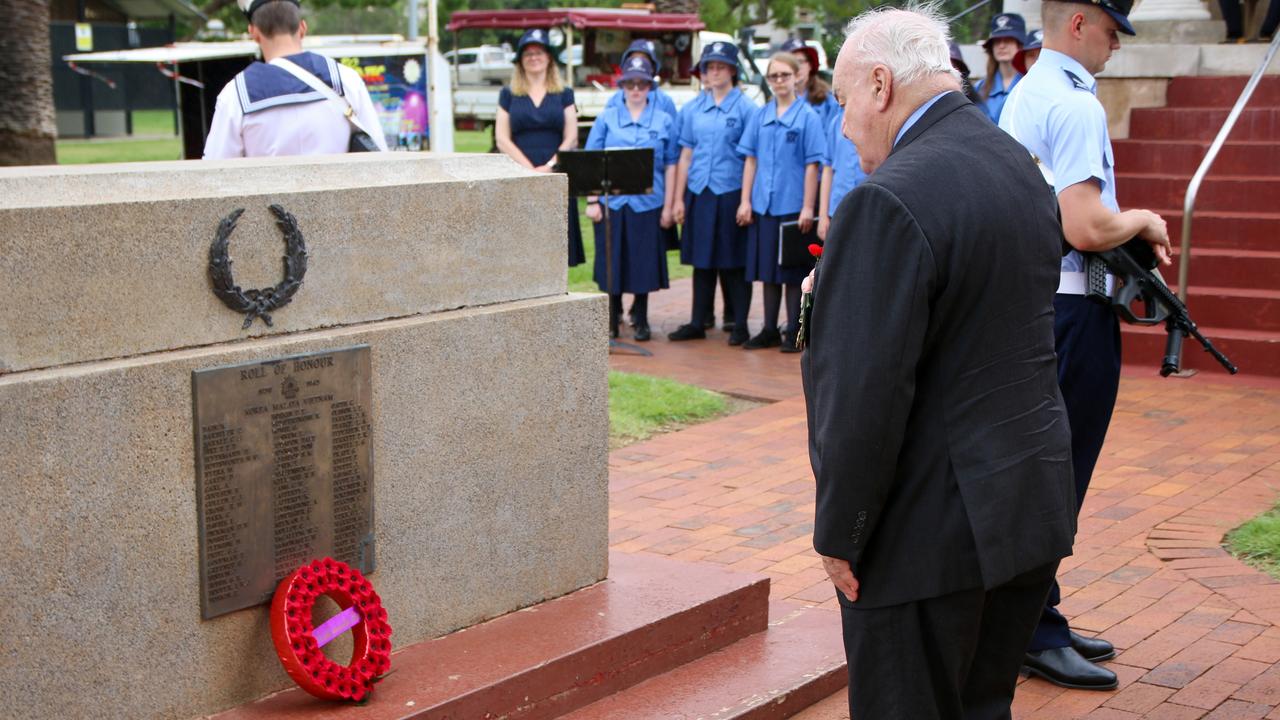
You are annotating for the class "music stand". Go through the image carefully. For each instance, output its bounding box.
[557,148,656,356]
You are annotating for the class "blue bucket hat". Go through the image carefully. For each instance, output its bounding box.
[516,28,552,58]
[1014,28,1043,73]
[697,40,740,76]
[1058,0,1136,35]
[983,13,1027,49]
[779,37,820,71]
[619,54,657,87]
[622,39,661,72]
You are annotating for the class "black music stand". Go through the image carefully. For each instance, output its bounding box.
[557,148,655,356]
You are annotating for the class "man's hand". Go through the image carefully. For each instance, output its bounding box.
[802,267,816,294]
[821,554,859,602]
[1135,209,1172,266]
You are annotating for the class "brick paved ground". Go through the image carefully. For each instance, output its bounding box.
[607,279,1280,719]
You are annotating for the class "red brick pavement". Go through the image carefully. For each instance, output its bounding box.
[607,278,1280,719]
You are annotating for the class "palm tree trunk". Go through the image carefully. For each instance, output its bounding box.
[0,0,57,166]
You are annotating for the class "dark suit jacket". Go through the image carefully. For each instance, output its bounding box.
[803,91,1076,609]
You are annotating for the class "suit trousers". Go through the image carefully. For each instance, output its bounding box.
[840,561,1059,720]
[1029,294,1121,651]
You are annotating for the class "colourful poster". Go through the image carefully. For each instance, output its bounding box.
[341,54,428,151]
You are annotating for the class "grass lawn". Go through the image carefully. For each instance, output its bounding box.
[608,370,729,448]
[1228,511,1280,579]
[56,109,183,165]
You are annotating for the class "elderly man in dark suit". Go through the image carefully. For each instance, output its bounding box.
[802,5,1078,718]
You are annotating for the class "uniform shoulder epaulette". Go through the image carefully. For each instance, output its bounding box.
[1063,69,1091,91]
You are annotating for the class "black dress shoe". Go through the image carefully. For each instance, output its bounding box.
[668,323,707,341]
[780,331,801,353]
[743,327,781,350]
[1070,631,1116,662]
[728,328,750,346]
[702,313,716,329]
[634,323,651,342]
[722,318,736,332]
[1023,647,1118,690]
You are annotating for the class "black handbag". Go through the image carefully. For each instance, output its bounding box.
[348,130,380,153]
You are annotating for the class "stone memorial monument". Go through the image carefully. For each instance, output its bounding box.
[0,153,608,719]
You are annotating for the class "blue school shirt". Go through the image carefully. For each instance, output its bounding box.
[736,98,827,216]
[801,89,841,131]
[604,86,678,121]
[822,108,867,217]
[585,100,680,213]
[974,71,1022,124]
[679,87,756,195]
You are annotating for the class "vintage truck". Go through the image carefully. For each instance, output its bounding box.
[445,8,765,129]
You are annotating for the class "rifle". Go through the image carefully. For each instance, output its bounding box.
[1084,238,1238,377]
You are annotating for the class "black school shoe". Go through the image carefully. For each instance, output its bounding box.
[780,331,801,353]
[1071,631,1115,662]
[668,323,707,341]
[634,323,651,342]
[722,318,736,333]
[743,327,781,350]
[1023,647,1118,690]
[728,327,750,346]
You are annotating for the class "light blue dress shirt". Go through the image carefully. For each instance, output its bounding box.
[893,91,952,148]
[1000,48,1117,274]
[974,71,1022,124]
[678,87,757,195]
[585,100,680,213]
[736,98,827,216]
[822,107,867,217]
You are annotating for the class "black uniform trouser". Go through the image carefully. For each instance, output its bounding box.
[841,561,1059,720]
[1219,0,1280,38]
[1028,294,1121,651]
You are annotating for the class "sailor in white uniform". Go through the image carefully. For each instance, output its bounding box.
[203,0,387,159]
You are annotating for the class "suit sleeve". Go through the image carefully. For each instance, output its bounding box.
[803,181,936,568]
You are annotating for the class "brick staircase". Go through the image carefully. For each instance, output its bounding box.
[1113,76,1280,377]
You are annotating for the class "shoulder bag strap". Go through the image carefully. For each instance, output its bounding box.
[270,57,376,138]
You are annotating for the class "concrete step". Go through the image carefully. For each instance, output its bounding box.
[1117,174,1280,213]
[1155,209,1280,251]
[1128,106,1280,140]
[560,602,847,720]
[1112,139,1280,176]
[1165,75,1280,108]
[1173,285,1280,332]
[1120,323,1280,377]
[210,552,771,720]
[1172,248,1280,290]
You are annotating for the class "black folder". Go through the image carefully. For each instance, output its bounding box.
[778,220,818,269]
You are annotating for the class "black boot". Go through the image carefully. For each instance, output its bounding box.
[743,327,781,350]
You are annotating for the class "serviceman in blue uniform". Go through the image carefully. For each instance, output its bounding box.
[585,55,680,342]
[974,13,1027,124]
[667,42,757,345]
[736,52,826,353]
[1000,0,1173,691]
[817,106,867,242]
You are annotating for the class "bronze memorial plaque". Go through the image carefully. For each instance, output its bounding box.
[193,346,374,619]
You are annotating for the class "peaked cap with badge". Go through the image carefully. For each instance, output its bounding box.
[238,0,300,21]
[1054,0,1136,34]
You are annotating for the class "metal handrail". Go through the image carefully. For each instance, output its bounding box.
[1177,33,1280,304]
[948,0,993,25]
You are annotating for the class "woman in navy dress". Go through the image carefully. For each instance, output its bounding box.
[584,55,679,342]
[668,41,756,346]
[736,52,826,353]
[495,28,585,266]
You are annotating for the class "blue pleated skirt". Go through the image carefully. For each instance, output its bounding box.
[593,206,669,294]
[682,188,747,270]
[746,212,810,285]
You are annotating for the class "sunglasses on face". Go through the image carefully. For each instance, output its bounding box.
[767,72,795,82]
[621,80,649,90]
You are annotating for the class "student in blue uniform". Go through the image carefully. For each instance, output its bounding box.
[585,55,680,342]
[496,28,584,266]
[1015,28,1045,74]
[974,13,1027,124]
[736,52,826,353]
[667,42,756,345]
[781,38,840,130]
[816,106,867,242]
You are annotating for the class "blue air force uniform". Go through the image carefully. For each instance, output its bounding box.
[1000,47,1123,654]
[585,99,680,295]
[738,99,827,285]
[823,107,867,218]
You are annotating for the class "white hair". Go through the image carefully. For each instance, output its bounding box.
[843,3,961,87]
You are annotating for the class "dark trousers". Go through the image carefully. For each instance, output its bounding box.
[1029,294,1121,651]
[841,562,1059,720]
[1219,0,1280,38]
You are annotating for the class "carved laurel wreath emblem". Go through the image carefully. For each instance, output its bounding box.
[209,204,309,329]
